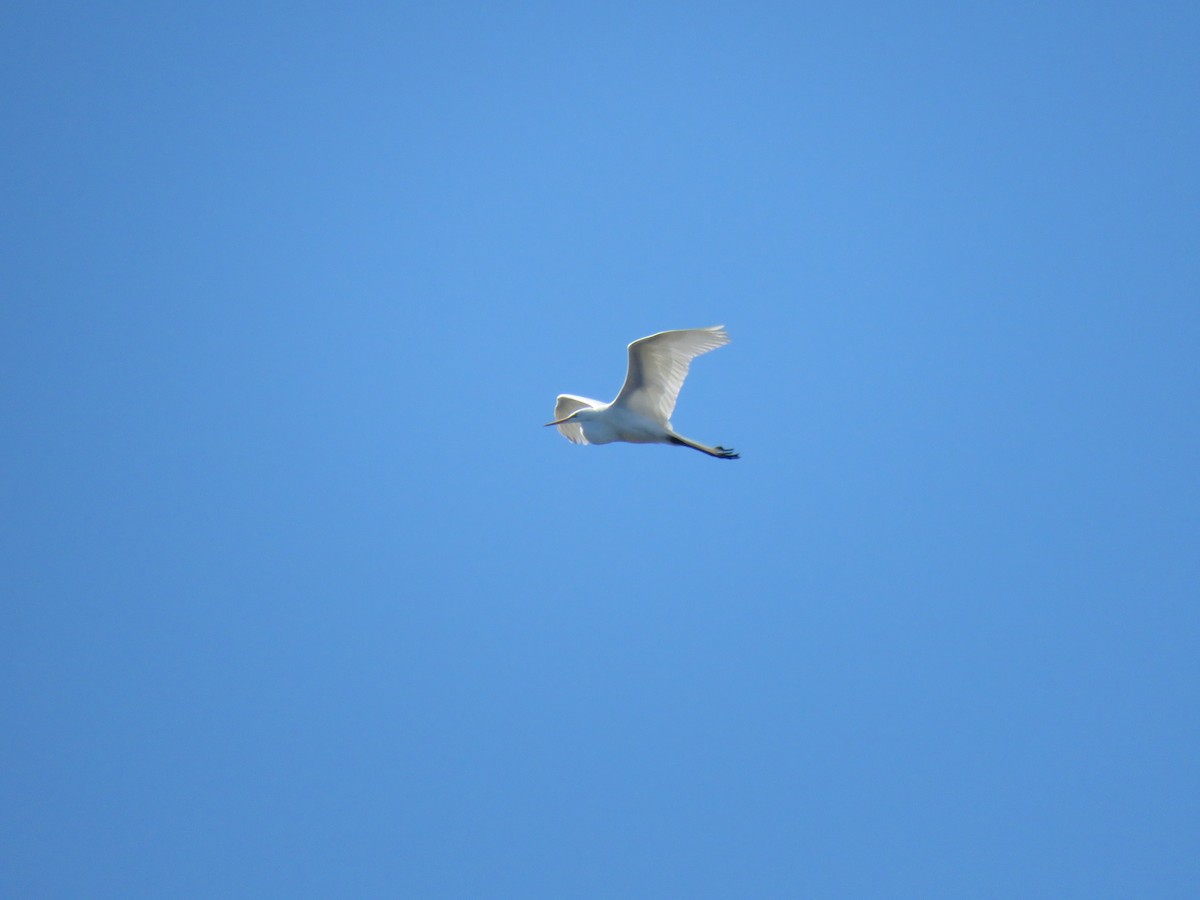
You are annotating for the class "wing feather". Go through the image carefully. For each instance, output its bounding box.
[610,326,730,424]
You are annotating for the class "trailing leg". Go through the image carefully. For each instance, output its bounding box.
[667,433,740,459]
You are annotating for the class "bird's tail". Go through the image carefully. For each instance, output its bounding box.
[667,433,740,460]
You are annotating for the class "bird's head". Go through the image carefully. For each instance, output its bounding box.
[544,410,583,427]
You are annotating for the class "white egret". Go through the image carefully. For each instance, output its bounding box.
[545,325,739,459]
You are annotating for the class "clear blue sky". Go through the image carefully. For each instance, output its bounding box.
[3,3,1198,897]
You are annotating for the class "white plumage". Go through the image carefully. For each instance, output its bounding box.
[545,326,739,460]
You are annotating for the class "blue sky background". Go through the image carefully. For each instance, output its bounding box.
[3,3,1198,896]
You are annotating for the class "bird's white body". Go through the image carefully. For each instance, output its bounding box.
[546,326,739,459]
[564,403,668,445]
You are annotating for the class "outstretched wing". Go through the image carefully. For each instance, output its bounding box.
[610,326,730,424]
[552,394,600,444]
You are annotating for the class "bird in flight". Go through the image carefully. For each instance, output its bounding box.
[545,325,739,459]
